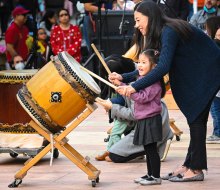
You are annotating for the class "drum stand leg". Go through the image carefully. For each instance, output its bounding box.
[169,118,183,141]
[9,104,100,188]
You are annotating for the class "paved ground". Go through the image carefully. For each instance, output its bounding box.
[0,105,220,190]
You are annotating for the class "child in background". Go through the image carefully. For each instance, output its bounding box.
[26,28,53,64]
[36,28,53,62]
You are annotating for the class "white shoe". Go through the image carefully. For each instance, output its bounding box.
[139,176,162,185]
[134,174,150,183]
[206,135,220,144]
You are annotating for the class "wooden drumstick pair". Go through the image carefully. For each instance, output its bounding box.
[80,43,117,90]
[80,66,117,90]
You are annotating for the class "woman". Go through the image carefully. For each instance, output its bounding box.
[50,9,82,62]
[39,10,57,38]
[109,1,220,182]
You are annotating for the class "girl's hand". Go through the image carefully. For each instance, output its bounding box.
[112,79,121,86]
[108,72,122,83]
[116,85,136,97]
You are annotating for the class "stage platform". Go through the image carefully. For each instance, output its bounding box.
[0,105,220,190]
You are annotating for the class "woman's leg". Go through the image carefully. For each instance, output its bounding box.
[182,102,211,178]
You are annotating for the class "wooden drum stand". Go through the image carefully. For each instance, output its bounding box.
[8,104,100,188]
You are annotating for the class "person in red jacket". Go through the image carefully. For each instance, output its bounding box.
[5,6,29,69]
[50,8,82,62]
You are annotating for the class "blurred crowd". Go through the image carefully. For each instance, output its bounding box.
[0,0,219,71]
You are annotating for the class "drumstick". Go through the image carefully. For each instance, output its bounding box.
[95,97,104,103]
[91,43,111,75]
[80,66,117,90]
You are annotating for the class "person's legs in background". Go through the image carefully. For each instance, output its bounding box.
[207,97,220,143]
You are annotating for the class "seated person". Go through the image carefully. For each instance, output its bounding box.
[26,28,53,62]
[95,93,135,161]
[95,54,136,161]
[97,96,173,162]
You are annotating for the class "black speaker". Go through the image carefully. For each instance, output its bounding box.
[93,10,134,56]
[92,36,132,57]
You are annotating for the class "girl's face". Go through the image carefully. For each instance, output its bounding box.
[58,10,69,24]
[134,11,148,36]
[38,29,47,40]
[137,54,154,76]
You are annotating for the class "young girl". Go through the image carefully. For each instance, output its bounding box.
[37,28,53,62]
[130,49,165,186]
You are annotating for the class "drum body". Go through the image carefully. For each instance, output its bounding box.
[0,70,37,131]
[17,52,101,134]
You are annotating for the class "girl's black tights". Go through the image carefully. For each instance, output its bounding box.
[144,142,160,178]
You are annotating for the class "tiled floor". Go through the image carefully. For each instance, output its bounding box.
[0,105,220,190]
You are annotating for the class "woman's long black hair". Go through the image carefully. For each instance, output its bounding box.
[133,1,193,60]
[41,10,56,31]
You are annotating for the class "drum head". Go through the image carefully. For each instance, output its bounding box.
[61,52,101,94]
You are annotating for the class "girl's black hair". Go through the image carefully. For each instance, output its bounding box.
[140,49,166,98]
[41,10,56,31]
[140,49,160,66]
[133,1,192,60]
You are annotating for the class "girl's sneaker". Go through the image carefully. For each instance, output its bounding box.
[139,176,162,185]
[134,174,150,183]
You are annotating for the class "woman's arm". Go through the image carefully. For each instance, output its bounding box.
[67,26,82,56]
[121,70,139,83]
[50,27,62,55]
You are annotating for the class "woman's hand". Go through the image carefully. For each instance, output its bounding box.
[116,85,136,97]
[108,72,122,83]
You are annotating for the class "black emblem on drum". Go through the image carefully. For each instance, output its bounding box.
[51,92,62,103]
